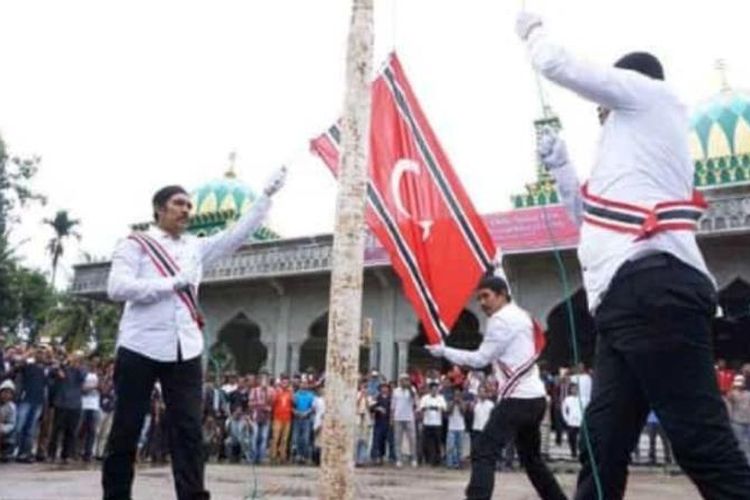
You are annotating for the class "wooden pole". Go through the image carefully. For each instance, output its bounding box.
[319,0,374,499]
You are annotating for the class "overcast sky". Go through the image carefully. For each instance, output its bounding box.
[2,0,749,286]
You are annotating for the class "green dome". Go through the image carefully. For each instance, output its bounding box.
[689,89,750,161]
[190,175,258,216]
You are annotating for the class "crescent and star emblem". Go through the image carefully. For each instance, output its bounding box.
[390,158,434,242]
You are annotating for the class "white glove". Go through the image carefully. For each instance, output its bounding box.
[538,126,569,170]
[263,166,287,197]
[172,267,198,291]
[516,11,543,41]
[426,343,445,358]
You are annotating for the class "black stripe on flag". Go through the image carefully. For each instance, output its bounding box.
[382,65,493,273]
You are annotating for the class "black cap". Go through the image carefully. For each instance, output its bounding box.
[614,52,664,81]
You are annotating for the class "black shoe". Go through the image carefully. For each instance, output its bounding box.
[16,456,34,464]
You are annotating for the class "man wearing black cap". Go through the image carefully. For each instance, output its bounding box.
[102,167,286,500]
[427,274,566,500]
[517,11,750,500]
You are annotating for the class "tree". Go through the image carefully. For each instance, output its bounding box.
[39,296,120,355]
[0,133,45,335]
[43,210,81,288]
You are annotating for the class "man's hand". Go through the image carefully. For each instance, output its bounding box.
[263,166,287,197]
[516,11,543,41]
[426,343,445,358]
[538,126,569,171]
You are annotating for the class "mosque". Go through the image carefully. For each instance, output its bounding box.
[72,74,750,378]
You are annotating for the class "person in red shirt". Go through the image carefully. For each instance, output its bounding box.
[269,375,293,464]
[717,359,736,395]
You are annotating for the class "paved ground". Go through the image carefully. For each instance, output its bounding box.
[0,463,701,499]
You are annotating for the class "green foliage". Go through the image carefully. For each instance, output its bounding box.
[0,133,47,336]
[39,296,121,356]
[43,209,81,287]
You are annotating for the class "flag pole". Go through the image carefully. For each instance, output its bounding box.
[319,0,374,499]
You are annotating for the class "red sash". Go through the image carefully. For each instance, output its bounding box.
[581,183,706,240]
[494,316,546,401]
[128,233,204,329]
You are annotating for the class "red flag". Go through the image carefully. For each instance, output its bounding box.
[311,53,496,345]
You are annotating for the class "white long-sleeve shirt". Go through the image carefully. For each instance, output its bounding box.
[561,395,583,428]
[441,303,546,399]
[107,195,271,362]
[528,30,712,311]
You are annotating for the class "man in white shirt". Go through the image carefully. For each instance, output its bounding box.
[519,10,750,499]
[102,168,285,500]
[446,386,468,469]
[568,364,591,410]
[561,385,582,459]
[79,366,100,462]
[390,373,417,467]
[470,387,494,451]
[418,383,447,466]
[428,275,566,500]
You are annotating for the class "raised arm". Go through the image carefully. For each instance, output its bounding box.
[517,12,655,112]
[537,127,583,226]
[198,167,286,266]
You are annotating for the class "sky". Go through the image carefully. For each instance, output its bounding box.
[2,0,749,287]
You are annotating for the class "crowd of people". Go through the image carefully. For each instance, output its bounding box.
[2,334,749,469]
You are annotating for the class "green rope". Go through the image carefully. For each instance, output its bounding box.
[540,204,604,500]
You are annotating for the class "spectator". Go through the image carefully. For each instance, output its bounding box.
[645,411,672,465]
[248,370,274,464]
[355,382,372,466]
[79,362,101,462]
[95,374,115,461]
[224,406,251,463]
[470,387,494,454]
[48,354,86,464]
[13,348,46,463]
[292,380,315,464]
[0,379,17,462]
[728,374,750,463]
[446,386,467,469]
[419,382,446,466]
[716,359,736,396]
[370,383,391,465]
[203,377,227,420]
[269,375,293,464]
[561,385,583,459]
[202,415,220,462]
[312,385,326,465]
[366,370,381,398]
[569,363,592,409]
[391,373,418,468]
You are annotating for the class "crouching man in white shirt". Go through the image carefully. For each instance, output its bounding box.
[427,275,567,500]
[102,168,286,500]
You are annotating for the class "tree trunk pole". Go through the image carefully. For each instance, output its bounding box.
[319,1,374,499]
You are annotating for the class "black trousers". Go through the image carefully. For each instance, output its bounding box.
[567,427,579,459]
[422,426,442,466]
[575,253,750,500]
[102,347,209,500]
[466,397,566,500]
[48,407,81,460]
[80,409,99,460]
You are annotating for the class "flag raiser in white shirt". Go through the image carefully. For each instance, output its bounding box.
[526,29,713,312]
[441,302,546,399]
[107,195,271,362]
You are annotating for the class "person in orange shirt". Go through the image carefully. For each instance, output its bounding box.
[269,375,293,464]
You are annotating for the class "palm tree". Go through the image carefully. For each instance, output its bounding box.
[43,210,81,288]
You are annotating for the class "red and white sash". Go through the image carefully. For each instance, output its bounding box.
[128,232,204,329]
[494,318,546,401]
[581,183,707,240]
